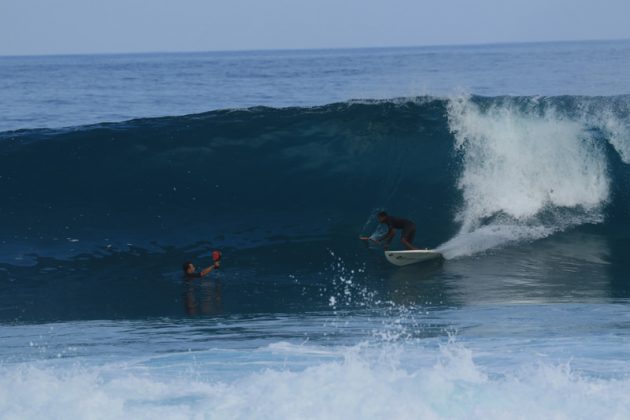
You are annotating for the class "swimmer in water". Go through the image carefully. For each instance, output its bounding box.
[182,261,219,279]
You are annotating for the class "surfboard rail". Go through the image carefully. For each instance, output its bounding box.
[384,249,443,266]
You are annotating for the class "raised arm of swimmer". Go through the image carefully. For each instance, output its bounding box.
[182,260,220,279]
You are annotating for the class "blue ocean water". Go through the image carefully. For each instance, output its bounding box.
[2,40,630,419]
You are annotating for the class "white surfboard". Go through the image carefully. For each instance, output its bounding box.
[384,249,443,266]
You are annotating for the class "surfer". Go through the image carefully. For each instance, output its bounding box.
[360,211,417,250]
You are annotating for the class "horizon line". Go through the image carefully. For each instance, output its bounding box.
[1,37,629,59]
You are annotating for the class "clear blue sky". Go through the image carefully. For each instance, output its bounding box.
[2,0,630,55]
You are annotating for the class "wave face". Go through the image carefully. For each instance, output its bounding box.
[0,98,460,260]
[1,95,630,320]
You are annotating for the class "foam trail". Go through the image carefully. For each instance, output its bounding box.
[439,96,609,258]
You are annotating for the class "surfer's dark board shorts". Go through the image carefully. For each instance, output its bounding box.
[402,223,416,243]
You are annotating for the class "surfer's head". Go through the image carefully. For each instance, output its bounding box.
[182,261,195,274]
[377,211,388,223]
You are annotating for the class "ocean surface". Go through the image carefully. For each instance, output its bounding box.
[2,40,630,419]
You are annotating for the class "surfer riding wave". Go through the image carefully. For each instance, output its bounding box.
[360,211,417,250]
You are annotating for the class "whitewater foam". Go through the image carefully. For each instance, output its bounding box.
[584,96,630,164]
[2,340,630,420]
[441,96,611,258]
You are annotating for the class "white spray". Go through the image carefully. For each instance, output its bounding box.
[438,96,610,258]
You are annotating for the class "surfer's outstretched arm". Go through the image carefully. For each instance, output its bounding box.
[359,235,390,246]
[359,236,378,243]
[360,229,394,250]
[378,229,396,244]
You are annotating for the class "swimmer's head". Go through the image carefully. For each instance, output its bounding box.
[182,261,195,274]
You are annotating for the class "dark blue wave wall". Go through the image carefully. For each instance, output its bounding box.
[0,99,459,262]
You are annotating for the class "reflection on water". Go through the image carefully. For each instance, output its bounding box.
[380,231,617,307]
[183,279,223,316]
[381,259,447,307]
[444,231,613,305]
[376,232,627,306]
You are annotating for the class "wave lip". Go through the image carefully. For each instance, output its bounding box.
[439,95,621,258]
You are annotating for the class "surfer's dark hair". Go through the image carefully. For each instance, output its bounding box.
[377,211,388,218]
[182,261,192,272]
